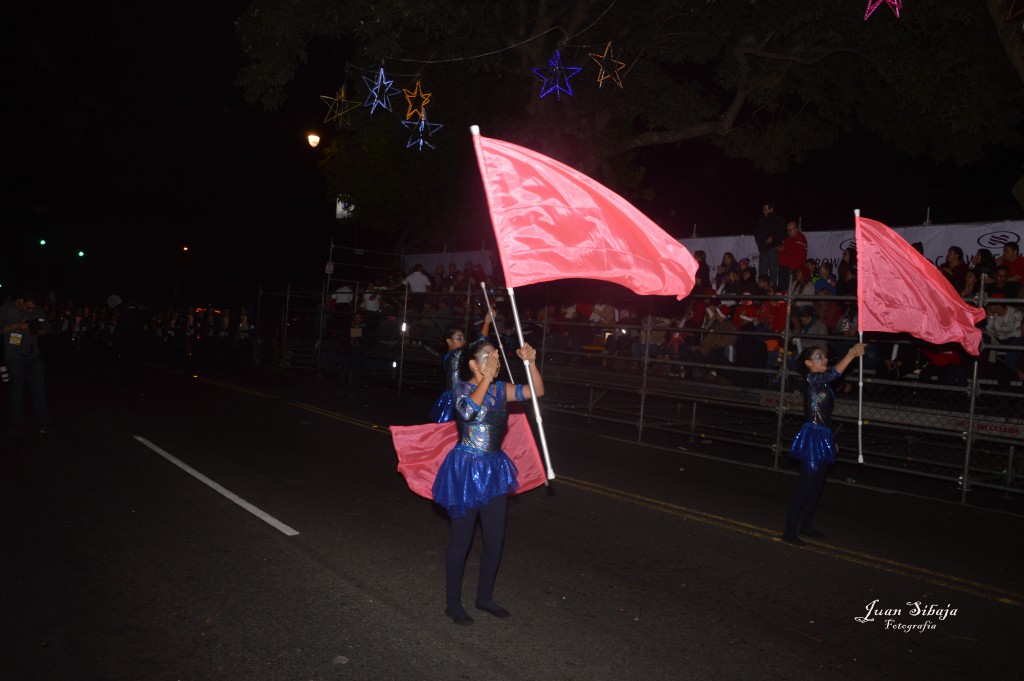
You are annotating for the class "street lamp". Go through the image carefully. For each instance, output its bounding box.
[307,133,321,148]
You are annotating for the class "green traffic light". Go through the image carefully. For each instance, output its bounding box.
[39,239,46,245]
[77,251,85,257]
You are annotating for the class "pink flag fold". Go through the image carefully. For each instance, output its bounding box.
[391,413,547,501]
[856,216,985,355]
[471,132,698,300]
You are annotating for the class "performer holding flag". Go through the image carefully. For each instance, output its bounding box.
[393,125,697,624]
[782,342,866,546]
[431,338,544,624]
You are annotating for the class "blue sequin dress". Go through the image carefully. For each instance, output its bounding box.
[427,349,462,423]
[790,368,840,472]
[431,380,522,518]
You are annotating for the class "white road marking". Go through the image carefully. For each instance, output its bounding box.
[133,435,300,536]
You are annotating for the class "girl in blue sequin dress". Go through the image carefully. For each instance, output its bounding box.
[782,342,865,546]
[433,337,544,624]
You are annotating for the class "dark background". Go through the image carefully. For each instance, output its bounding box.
[5,3,1023,304]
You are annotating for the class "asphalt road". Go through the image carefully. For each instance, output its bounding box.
[4,359,1022,681]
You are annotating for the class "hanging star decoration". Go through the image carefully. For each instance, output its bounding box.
[1007,0,1024,21]
[588,41,626,89]
[320,84,361,126]
[402,114,443,151]
[532,50,582,100]
[864,0,901,21]
[362,67,400,114]
[402,80,432,121]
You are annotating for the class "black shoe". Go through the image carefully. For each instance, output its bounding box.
[780,534,806,546]
[801,528,825,539]
[445,606,475,625]
[475,600,512,618]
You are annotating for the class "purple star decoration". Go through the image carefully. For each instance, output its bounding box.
[532,50,582,100]
[362,67,400,114]
[402,114,443,151]
[864,0,902,20]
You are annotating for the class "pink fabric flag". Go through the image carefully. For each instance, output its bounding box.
[471,131,698,300]
[856,216,986,355]
[391,414,547,501]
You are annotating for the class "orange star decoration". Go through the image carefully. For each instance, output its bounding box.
[1008,0,1024,20]
[588,41,627,89]
[320,85,361,126]
[402,80,432,121]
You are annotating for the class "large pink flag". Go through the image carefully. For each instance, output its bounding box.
[471,130,698,300]
[856,216,986,354]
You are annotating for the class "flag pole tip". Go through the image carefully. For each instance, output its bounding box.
[469,125,480,136]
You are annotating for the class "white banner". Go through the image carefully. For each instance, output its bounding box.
[681,221,1022,275]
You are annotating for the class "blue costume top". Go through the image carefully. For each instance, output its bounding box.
[790,368,840,471]
[431,380,526,518]
[427,349,462,422]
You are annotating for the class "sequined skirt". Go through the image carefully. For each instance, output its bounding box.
[427,390,456,423]
[431,444,519,518]
[789,422,837,472]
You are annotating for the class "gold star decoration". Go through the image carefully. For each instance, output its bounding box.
[320,85,361,126]
[588,41,627,89]
[1008,0,1024,20]
[402,80,432,121]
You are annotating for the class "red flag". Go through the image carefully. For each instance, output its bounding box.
[856,216,986,355]
[471,130,698,300]
[391,414,547,501]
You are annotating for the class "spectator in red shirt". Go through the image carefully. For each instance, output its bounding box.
[998,242,1024,283]
[777,221,808,292]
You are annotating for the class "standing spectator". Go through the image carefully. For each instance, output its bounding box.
[755,203,787,287]
[777,221,808,292]
[403,265,432,293]
[692,250,711,291]
[1,291,52,434]
[781,343,867,545]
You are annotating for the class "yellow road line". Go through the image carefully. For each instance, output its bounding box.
[291,402,387,433]
[191,377,1021,607]
[195,376,275,399]
[558,476,1022,608]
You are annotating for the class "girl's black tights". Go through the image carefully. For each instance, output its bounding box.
[445,494,508,607]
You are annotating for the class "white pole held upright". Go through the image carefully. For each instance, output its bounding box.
[854,209,864,465]
[507,286,556,481]
[480,282,515,384]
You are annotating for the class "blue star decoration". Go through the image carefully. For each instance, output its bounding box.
[532,50,582,100]
[362,67,400,114]
[588,42,626,89]
[402,114,443,151]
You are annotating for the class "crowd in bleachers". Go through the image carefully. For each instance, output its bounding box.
[328,241,1024,393]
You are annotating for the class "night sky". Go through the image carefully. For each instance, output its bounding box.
[6,3,1023,303]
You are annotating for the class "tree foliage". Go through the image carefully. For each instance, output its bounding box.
[236,0,1024,245]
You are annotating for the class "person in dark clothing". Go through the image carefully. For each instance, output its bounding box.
[782,343,866,545]
[754,203,787,288]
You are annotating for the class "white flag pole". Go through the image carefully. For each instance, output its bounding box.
[507,285,556,481]
[470,124,554,481]
[480,282,516,383]
[854,209,865,465]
